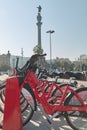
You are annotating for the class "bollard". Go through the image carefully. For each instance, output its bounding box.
[3,77,23,130]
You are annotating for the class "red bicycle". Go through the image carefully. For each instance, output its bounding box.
[0,54,87,130]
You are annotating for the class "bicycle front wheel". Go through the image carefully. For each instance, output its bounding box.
[0,84,36,128]
[64,87,87,130]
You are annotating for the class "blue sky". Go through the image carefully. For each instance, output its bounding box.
[0,0,87,61]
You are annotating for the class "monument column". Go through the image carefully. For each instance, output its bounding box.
[36,5,42,50]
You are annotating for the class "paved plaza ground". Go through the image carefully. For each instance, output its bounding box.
[0,74,87,130]
[23,105,73,130]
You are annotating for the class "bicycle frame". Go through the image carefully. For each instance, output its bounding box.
[20,70,87,115]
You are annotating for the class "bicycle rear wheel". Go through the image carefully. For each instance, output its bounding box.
[0,84,36,128]
[64,87,87,130]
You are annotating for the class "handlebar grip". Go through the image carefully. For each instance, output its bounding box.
[40,53,47,57]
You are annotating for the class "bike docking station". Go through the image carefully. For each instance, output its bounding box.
[3,76,23,130]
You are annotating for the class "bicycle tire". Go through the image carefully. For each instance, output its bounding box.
[0,89,30,113]
[64,87,87,130]
[0,84,36,128]
[21,84,37,126]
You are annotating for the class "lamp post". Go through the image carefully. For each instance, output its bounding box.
[46,30,55,67]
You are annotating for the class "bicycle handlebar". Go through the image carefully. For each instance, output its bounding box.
[29,53,46,64]
[15,53,47,75]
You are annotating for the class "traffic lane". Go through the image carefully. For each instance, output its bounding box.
[24,107,73,130]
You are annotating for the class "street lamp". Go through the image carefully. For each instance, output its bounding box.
[46,30,55,67]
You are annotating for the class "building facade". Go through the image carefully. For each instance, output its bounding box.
[0,51,29,74]
[0,51,10,67]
